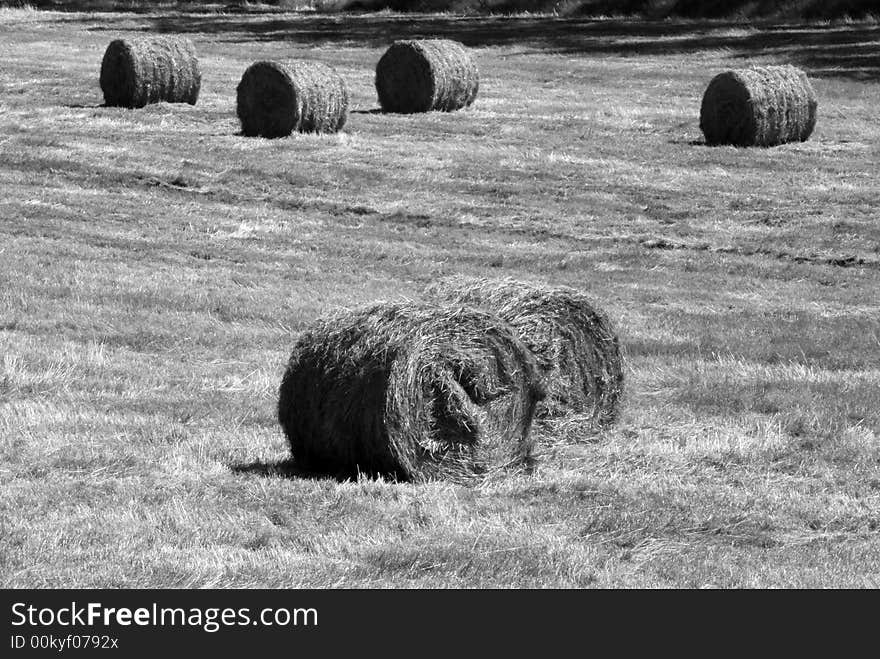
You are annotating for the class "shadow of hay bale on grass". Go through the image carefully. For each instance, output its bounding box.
[375,39,479,113]
[699,64,817,147]
[277,302,546,483]
[426,277,624,427]
[100,36,201,109]
[236,60,350,138]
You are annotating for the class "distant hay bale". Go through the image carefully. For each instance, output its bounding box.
[375,39,479,113]
[100,36,201,109]
[699,65,817,147]
[277,302,546,482]
[236,60,350,138]
[427,277,624,427]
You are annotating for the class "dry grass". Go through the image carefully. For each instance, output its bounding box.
[0,9,877,587]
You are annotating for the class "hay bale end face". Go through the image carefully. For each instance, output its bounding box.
[236,60,350,138]
[375,39,479,114]
[427,277,625,427]
[278,302,545,483]
[100,37,201,109]
[699,65,817,147]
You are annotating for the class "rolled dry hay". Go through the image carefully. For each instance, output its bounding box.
[277,302,546,482]
[100,36,201,108]
[699,65,817,147]
[427,277,624,427]
[375,39,479,113]
[236,60,350,138]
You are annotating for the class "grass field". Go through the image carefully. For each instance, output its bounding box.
[0,7,878,588]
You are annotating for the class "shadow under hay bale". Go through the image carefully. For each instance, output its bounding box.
[375,39,479,114]
[699,65,817,147]
[426,277,624,427]
[100,36,201,109]
[236,60,350,138]
[277,302,546,483]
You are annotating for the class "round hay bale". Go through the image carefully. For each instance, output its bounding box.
[699,65,817,147]
[375,39,479,114]
[277,302,546,483]
[427,277,624,427]
[236,60,350,138]
[100,36,201,109]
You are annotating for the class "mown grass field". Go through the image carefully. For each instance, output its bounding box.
[1,7,878,587]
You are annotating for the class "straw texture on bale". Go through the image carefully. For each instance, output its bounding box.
[100,37,201,108]
[375,39,479,113]
[699,65,817,147]
[278,302,546,482]
[427,277,624,426]
[236,60,350,138]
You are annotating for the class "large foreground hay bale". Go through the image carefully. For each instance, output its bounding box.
[427,277,624,426]
[100,36,201,108]
[236,60,350,138]
[375,39,479,113]
[699,65,817,147]
[278,302,545,482]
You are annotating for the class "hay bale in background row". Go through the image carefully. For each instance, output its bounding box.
[236,60,350,138]
[375,39,479,113]
[427,277,624,427]
[100,36,201,108]
[278,302,546,483]
[699,65,817,147]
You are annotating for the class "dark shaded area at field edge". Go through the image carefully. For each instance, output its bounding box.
[9,0,879,19]
[128,14,879,81]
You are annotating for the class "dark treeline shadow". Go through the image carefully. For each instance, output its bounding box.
[136,12,880,81]
[12,1,878,79]
[7,0,879,20]
[332,0,879,20]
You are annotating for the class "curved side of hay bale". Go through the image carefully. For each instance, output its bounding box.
[236,60,350,138]
[427,277,624,427]
[278,303,545,482]
[699,65,817,147]
[375,39,479,113]
[100,37,201,108]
